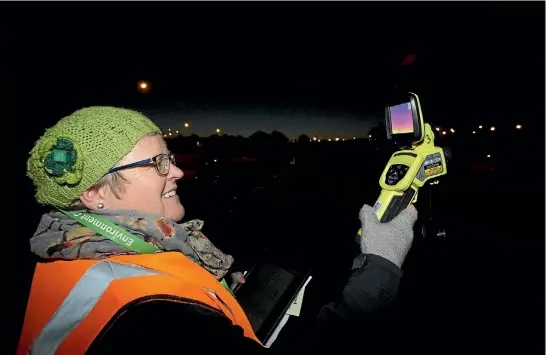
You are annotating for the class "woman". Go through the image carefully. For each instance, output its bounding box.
[18,107,418,354]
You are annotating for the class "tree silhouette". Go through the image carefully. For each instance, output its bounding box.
[368,122,387,142]
[271,130,289,145]
[249,131,271,159]
[298,134,310,144]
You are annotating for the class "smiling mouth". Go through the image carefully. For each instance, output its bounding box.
[161,190,177,198]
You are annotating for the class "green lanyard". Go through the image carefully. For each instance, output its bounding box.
[60,209,161,254]
[60,209,233,294]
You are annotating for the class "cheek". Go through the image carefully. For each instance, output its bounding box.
[140,175,167,198]
[120,175,166,208]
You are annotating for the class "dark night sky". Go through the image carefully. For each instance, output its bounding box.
[6,2,545,140]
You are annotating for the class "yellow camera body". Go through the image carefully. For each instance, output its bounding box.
[374,122,447,222]
[359,92,448,236]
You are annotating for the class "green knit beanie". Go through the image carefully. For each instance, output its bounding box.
[27,106,162,208]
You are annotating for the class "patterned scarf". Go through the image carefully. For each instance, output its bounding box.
[30,209,234,280]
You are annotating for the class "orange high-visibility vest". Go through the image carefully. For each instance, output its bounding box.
[18,252,261,354]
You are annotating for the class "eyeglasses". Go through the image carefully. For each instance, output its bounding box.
[108,153,176,176]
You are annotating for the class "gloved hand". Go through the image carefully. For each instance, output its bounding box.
[228,271,246,290]
[359,204,418,268]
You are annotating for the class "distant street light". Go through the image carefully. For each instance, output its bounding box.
[516,124,522,129]
[184,123,190,128]
[479,125,483,129]
[472,131,476,134]
[490,126,496,131]
[442,131,447,135]
[137,80,150,93]
[486,154,491,158]
[450,128,455,133]
[216,128,221,133]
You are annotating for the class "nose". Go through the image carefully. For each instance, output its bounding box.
[169,163,184,180]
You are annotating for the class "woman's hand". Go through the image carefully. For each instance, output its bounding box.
[228,271,246,290]
[359,204,418,268]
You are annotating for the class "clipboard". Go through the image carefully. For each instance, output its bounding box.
[233,259,311,345]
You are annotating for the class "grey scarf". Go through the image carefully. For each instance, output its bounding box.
[30,209,234,280]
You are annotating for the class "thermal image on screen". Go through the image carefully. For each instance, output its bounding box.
[389,102,414,134]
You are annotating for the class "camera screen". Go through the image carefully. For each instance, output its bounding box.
[389,102,414,134]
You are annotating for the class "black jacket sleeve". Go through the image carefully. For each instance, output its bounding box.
[318,253,402,321]
[312,254,403,352]
[87,254,402,354]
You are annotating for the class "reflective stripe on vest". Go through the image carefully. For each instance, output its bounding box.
[30,261,160,355]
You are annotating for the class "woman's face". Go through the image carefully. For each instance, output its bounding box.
[85,134,185,221]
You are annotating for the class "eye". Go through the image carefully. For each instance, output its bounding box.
[161,158,169,168]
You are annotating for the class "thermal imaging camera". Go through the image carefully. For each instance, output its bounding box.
[360,93,448,232]
[375,92,448,222]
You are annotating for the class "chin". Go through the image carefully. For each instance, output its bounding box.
[165,205,185,222]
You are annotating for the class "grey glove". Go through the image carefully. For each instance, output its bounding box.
[359,204,418,268]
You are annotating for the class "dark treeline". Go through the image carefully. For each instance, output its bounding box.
[165,121,532,180]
